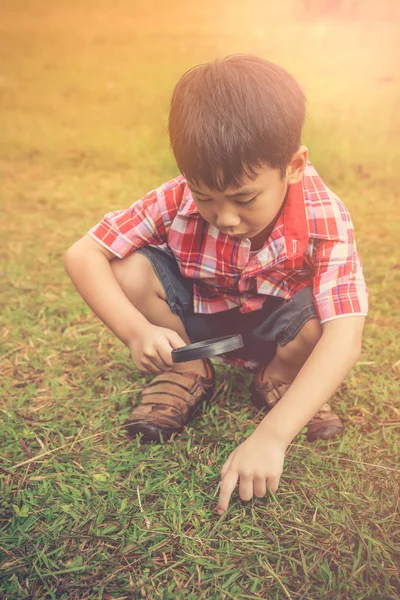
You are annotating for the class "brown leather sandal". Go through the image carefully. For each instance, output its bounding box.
[250,369,344,441]
[124,360,216,441]
[251,373,291,411]
[306,404,344,442]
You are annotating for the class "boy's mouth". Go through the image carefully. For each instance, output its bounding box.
[220,230,248,238]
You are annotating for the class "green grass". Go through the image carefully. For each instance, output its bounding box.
[1,1,400,598]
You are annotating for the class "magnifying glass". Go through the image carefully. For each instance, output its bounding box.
[171,334,244,363]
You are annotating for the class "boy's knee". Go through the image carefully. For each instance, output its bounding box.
[296,317,322,348]
[277,318,322,363]
[111,252,166,303]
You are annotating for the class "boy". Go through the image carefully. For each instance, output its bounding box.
[64,55,368,515]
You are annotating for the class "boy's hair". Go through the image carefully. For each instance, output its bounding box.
[168,54,306,190]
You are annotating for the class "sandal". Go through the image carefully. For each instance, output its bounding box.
[250,372,291,412]
[250,369,344,441]
[124,360,216,441]
[306,404,344,442]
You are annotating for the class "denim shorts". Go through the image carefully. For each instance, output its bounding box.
[136,246,318,365]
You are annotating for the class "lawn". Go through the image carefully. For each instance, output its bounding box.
[1,1,399,598]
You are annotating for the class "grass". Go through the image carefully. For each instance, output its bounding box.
[1,0,400,598]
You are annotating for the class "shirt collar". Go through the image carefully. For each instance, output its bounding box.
[282,180,309,259]
[266,165,343,260]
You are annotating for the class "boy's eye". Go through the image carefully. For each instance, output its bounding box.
[236,196,257,204]
[195,195,257,204]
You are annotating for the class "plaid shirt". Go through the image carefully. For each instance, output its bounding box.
[89,161,368,324]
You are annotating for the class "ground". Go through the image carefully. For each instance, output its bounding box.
[0,1,399,598]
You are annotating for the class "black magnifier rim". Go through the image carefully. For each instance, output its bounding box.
[171,334,244,363]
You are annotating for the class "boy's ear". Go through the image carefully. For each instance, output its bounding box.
[286,146,308,184]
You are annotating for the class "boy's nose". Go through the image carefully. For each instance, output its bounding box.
[215,211,241,230]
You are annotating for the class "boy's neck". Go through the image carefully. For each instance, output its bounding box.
[249,225,274,251]
[249,185,290,251]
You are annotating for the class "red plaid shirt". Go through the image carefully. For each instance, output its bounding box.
[89,161,368,324]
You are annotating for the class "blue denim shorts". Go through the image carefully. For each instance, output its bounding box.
[136,246,318,364]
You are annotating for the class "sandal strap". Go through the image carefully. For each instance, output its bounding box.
[141,367,214,413]
[253,373,291,408]
[309,403,337,421]
[308,403,343,427]
[125,362,216,435]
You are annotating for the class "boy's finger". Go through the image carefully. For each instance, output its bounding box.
[239,475,254,502]
[220,450,236,478]
[267,474,281,494]
[157,344,175,368]
[142,358,162,373]
[217,471,238,514]
[149,346,174,370]
[166,331,187,350]
[144,352,165,371]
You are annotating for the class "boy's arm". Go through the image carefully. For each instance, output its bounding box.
[64,182,176,345]
[217,315,365,514]
[65,181,189,371]
[217,199,368,514]
[64,234,150,345]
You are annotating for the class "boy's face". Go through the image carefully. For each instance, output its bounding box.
[187,147,307,242]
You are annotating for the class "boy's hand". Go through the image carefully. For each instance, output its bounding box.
[128,324,186,373]
[217,431,286,515]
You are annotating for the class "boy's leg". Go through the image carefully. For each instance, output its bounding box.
[111,250,207,376]
[260,317,322,383]
[110,248,216,441]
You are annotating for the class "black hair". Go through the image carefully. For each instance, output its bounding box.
[168,54,306,190]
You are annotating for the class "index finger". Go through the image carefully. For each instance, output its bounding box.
[217,471,238,515]
[157,343,176,369]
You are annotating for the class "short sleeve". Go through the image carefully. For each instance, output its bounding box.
[88,187,172,258]
[311,228,369,323]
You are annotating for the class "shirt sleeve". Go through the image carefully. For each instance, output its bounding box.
[88,187,171,258]
[311,227,369,323]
